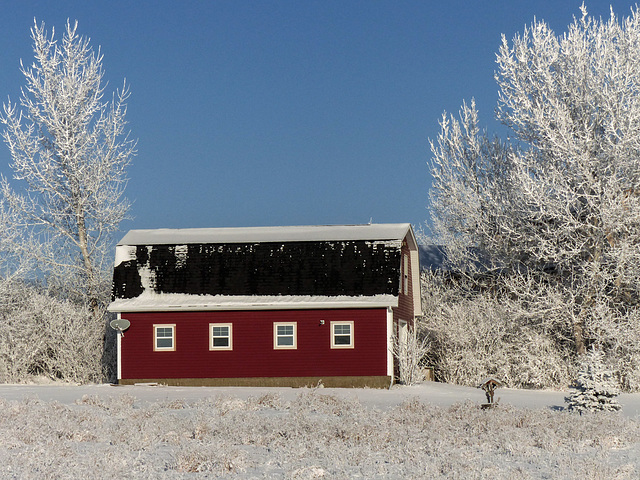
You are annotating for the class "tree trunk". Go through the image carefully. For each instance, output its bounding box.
[76,206,100,317]
[573,319,586,355]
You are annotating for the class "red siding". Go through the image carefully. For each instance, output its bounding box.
[393,236,415,327]
[120,308,388,380]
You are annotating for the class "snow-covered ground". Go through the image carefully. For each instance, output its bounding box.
[0,381,639,478]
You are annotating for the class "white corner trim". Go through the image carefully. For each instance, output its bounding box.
[410,248,422,314]
[386,308,394,377]
[116,313,122,381]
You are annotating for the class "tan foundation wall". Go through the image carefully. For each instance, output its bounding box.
[119,375,392,389]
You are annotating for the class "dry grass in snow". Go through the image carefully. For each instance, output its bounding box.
[0,388,638,478]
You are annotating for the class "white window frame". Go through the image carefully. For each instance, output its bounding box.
[274,322,297,349]
[331,321,354,349]
[153,324,176,352]
[209,323,233,351]
[398,319,408,357]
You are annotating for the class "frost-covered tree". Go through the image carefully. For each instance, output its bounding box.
[429,5,640,360]
[565,346,621,413]
[0,199,32,287]
[1,20,135,310]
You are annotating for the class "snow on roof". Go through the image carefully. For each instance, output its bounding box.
[108,293,399,312]
[117,223,413,246]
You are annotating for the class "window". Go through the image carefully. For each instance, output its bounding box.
[331,321,354,349]
[154,324,175,351]
[210,323,232,350]
[274,322,297,349]
[398,320,408,356]
[402,254,409,294]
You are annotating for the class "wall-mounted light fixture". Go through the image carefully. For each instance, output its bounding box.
[319,320,325,325]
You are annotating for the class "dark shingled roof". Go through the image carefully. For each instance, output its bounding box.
[112,224,414,300]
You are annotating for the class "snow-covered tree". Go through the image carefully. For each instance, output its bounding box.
[1,20,135,310]
[429,5,640,360]
[565,346,621,413]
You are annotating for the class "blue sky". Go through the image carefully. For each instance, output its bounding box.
[0,1,636,236]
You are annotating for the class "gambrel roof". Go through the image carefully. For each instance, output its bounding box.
[109,224,419,312]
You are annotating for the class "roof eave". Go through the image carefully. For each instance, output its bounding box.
[116,223,413,246]
[107,295,399,313]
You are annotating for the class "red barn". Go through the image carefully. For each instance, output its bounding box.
[107,223,421,387]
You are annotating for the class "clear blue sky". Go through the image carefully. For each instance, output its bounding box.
[0,1,635,236]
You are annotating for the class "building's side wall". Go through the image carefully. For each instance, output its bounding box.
[390,235,418,381]
[393,236,415,325]
[119,308,388,383]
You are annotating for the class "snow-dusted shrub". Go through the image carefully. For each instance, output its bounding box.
[1,390,639,478]
[246,392,287,410]
[0,285,108,383]
[420,271,575,389]
[581,305,640,392]
[566,346,621,414]
[174,442,249,474]
[390,326,430,385]
[419,267,640,392]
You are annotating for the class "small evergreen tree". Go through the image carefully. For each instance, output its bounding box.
[565,346,621,413]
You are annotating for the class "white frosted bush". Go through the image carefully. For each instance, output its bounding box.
[420,271,575,389]
[583,306,640,391]
[390,326,430,385]
[0,285,109,383]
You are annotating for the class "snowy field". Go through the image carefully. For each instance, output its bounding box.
[0,382,639,479]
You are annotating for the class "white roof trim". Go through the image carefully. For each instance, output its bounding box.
[117,223,412,246]
[108,293,399,312]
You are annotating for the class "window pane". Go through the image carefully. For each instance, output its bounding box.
[277,325,293,336]
[157,338,173,348]
[277,336,294,346]
[334,325,350,335]
[213,337,229,347]
[157,328,172,338]
[213,327,228,337]
[334,335,351,345]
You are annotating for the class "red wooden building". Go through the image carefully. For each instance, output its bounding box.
[108,223,421,387]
